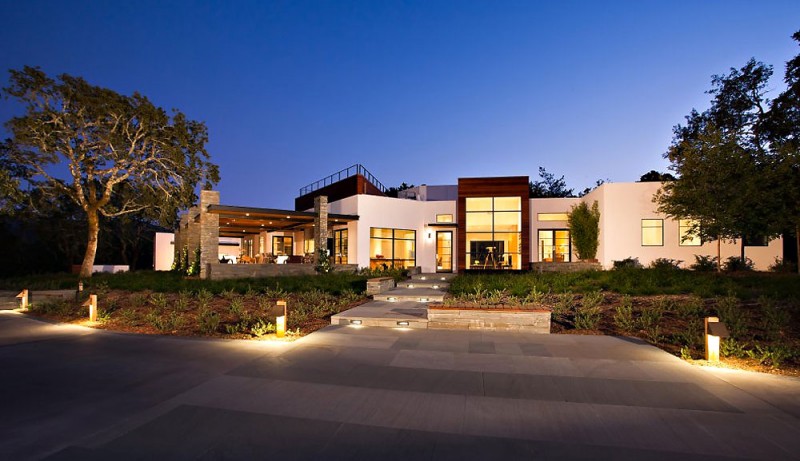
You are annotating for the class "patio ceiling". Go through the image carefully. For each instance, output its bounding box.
[207,205,358,238]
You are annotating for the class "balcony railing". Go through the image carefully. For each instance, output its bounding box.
[299,164,387,196]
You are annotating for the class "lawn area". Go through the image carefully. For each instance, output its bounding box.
[447,269,800,376]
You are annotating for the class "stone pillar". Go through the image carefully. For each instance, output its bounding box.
[199,190,220,279]
[314,196,329,264]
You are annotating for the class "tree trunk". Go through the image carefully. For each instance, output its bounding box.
[79,210,100,278]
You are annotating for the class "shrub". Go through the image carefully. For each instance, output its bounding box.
[613,257,642,270]
[768,257,797,273]
[567,201,600,260]
[690,255,718,272]
[723,256,754,272]
[649,258,683,270]
[613,295,636,334]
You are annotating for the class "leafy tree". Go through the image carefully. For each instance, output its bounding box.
[567,201,600,260]
[529,167,574,198]
[385,182,414,198]
[767,31,800,272]
[655,59,783,268]
[2,66,219,277]
[639,170,676,182]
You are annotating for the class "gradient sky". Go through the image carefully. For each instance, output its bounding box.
[2,1,799,209]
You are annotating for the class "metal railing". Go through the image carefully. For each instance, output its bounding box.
[299,164,387,196]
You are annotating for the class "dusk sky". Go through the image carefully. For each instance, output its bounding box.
[2,1,799,209]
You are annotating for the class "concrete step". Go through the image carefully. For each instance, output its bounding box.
[331,300,429,329]
[397,280,449,290]
[373,287,444,303]
[410,273,457,282]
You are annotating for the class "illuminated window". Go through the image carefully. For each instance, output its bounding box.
[679,219,701,246]
[272,236,294,255]
[642,219,663,246]
[466,197,522,269]
[370,228,415,269]
[436,214,454,223]
[538,213,569,221]
[333,229,348,264]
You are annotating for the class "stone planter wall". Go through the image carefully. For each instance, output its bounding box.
[529,262,602,273]
[366,277,395,296]
[427,305,550,333]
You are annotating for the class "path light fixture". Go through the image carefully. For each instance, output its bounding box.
[276,300,287,338]
[83,294,98,322]
[16,289,29,310]
[705,316,730,362]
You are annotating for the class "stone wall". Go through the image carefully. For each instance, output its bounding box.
[209,264,358,280]
[427,307,550,333]
[366,277,395,296]
[529,262,602,273]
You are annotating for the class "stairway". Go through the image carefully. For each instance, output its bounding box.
[330,273,455,329]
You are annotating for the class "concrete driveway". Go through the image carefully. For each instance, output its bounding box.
[1,311,799,460]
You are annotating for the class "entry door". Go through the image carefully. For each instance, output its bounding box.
[436,231,453,272]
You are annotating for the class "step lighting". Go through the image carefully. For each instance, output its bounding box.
[350,319,362,325]
[396,321,410,326]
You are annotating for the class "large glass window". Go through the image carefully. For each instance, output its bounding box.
[465,196,522,269]
[679,219,701,246]
[642,219,664,246]
[370,228,415,269]
[272,236,294,255]
[333,229,348,264]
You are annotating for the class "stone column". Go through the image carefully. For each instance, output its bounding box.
[199,190,220,279]
[313,195,328,264]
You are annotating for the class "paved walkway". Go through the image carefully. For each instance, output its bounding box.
[1,311,799,460]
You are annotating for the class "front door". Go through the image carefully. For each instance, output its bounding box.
[436,231,453,272]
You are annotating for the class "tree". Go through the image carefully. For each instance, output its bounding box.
[639,170,676,182]
[3,67,219,277]
[567,201,600,260]
[655,59,783,267]
[529,167,574,198]
[767,31,800,272]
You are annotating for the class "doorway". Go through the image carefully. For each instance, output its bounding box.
[436,231,453,272]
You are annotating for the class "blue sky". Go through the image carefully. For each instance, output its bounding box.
[1,1,799,208]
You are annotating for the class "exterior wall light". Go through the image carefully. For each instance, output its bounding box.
[705,316,730,362]
[82,294,98,322]
[276,300,287,338]
[16,289,29,310]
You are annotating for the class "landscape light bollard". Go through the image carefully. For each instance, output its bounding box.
[705,316,730,362]
[83,294,98,322]
[276,300,287,338]
[16,289,29,310]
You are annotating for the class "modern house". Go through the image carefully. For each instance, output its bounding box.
[165,164,782,279]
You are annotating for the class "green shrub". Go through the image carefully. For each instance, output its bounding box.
[613,257,642,270]
[723,256,754,272]
[567,201,600,260]
[613,295,636,334]
[690,255,718,272]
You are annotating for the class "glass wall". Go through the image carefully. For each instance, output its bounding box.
[333,229,348,264]
[370,228,415,269]
[465,196,521,269]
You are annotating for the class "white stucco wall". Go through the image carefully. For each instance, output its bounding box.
[584,182,782,270]
[328,195,456,272]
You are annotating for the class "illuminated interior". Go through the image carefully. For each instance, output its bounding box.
[370,227,416,269]
[538,229,571,262]
[642,219,664,246]
[465,196,521,269]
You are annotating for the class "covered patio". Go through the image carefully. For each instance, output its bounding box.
[174,192,359,279]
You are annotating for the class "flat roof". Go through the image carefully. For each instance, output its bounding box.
[207,204,358,237]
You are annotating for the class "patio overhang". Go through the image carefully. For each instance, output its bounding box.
[208,204,359,238]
